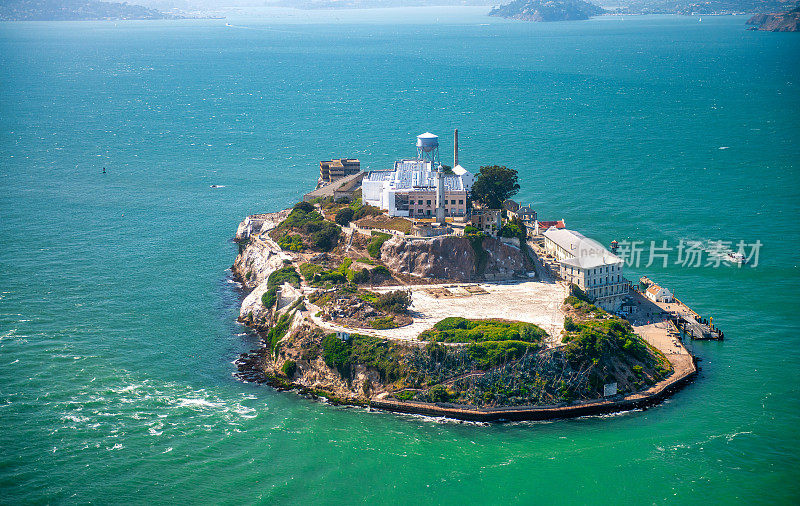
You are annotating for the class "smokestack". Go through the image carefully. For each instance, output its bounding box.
[454,128,459,167]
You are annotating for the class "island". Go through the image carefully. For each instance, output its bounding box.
[0,0,184,21]
[488,0,605,22]
[232,132,707,422]
[746,2,800,31]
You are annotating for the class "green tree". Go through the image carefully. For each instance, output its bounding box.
[335,207,354,226]
[471,165,520,209]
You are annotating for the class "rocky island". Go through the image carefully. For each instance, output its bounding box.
[489,0,605,22]
[232,132,699,421]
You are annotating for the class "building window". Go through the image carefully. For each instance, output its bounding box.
[418,200,423,205]
[426,200,431,206]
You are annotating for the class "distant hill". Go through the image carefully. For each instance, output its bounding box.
[746,1,800,30]
[488,0,605,21]
[612,0,796,15]
[0,0,183,21]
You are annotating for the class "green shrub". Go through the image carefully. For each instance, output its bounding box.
[293,201,315,213]
[428,385,452,403]
[321,334,351,373]
[268,266,301,288]
[281,360,297,378]
[261,287,278,309]
[499,222,522,238]
[367,232,392,259]
[394,390,416,401]
[299,262,323,281]
[320,271,347,285]
[350,268,371,284]
[266,311,293,353]
[375,290,412,314]
[370,316,398,329]
[357,291,379,304]
[564,316,577,332]
[311,221,342,251]
[422,318,546,345]
[335,207,355,226]
[467,340,533,369]
[278,234,305,251]
[464,225,480,235]
[370,265,392,281]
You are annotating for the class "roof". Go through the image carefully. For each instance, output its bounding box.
[544,228,622,269]
[646,284,671,296]
[365,160,466,192]
[417,132,438,139]
[503,199,520,212]
[543,228,585,252]
[452,165,471,176]
[304,172,364,200]
[517,205,535,215]
[538,219,565,229]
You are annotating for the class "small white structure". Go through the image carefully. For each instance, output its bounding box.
[336,331,351,342]
[645,284,673,303]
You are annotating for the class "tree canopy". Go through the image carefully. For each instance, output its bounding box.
[470,165,520,209]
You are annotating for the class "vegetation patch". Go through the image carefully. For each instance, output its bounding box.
[419,317,547,344]
[464,229,488,275]
[260,266,301,310]
[367,231,392,259]
[278,234,305,251]
[374,290,412,314]
[369,315,398,330]
[274,202,342,251]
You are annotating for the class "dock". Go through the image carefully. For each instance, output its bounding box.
[634,277,723,340]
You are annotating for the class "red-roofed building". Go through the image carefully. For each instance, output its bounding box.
[533,219,566,235]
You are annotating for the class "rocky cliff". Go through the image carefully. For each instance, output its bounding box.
[380,235,528,281]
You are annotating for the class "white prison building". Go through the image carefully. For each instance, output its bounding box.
[543,227,629,311]
[362,159,473,218]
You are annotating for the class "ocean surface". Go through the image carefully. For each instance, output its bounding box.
[1,8,799,503]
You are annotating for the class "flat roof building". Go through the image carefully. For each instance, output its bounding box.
[320,159,360,184]
[363,158,473,219]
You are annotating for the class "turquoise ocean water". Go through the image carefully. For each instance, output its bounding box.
[1,9,799,503]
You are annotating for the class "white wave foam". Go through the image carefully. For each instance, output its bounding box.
[176,398,222,409]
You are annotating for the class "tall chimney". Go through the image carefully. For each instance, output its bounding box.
[454,128,459,167]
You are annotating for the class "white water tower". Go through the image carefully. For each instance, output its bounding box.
[416,132,440,165]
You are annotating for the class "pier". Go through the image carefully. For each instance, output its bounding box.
[634,277,723,340]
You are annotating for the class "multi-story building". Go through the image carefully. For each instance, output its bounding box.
[470,206,502,234]
[319,159,360,184]
[543,227,629,310]
[362,158,472,218]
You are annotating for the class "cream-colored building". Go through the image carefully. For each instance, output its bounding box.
[543,228,629,310]
[645,284,673,303]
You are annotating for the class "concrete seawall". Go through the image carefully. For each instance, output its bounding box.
[370,356,697,422]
